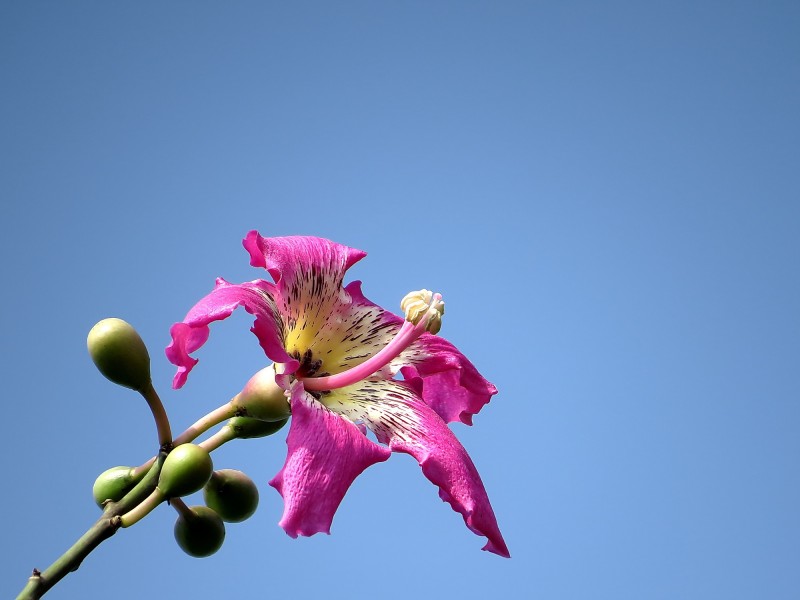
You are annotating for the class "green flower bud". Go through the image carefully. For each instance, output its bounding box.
[231,366,290,421]
[87,318,151,391]
[203,469,259,523]
[92,466,145,507]
[158,444,213,498]
[174,505,225,558]
[227,416,288,439]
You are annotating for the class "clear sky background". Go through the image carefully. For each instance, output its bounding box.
[2,2,799,599]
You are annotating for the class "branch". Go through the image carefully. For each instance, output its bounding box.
[15,452,167,600]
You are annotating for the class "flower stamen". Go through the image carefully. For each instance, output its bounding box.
[301,289,444,392]
[400,289,444,334]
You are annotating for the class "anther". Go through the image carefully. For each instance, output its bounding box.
[401,289,445,334]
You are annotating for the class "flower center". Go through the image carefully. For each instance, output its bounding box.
[300,290,444,392]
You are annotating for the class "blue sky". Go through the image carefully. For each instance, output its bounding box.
[2,2,799,599]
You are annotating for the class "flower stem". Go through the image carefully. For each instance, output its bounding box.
[16,398,245,598]
[172,402,237,446]
[118,488,165,528]
[131,401,238,474]
[169,496,193,519]
[131,456,156,479]
[140,381,173,449]
[198,425,237,453]
[15,453,167,600]
[16,516,120,600]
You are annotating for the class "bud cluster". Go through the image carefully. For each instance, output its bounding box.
[86,318,288,559]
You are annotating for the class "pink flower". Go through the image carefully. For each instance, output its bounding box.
[166,231,509,557]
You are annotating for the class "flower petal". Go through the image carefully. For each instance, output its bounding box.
[244,230,366,286]
[328,281,404,374]
[400,336,498,425]
[269,382,391,537]
[246,230,402,378]
[323,378,510,557]
[244,231,366,357]
[166,277,295,388]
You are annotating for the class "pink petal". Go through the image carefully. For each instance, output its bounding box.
[243,232,384,373]
[165,277,295,389]
[322,378,510,557]
[243,230,366,300]
[269,382,391,537]
[402,336,498,425]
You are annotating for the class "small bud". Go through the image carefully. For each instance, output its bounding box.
[174,505,225,558]
[203,469,259,523]
[92,466,145,507]
[87,318,151,391]
[400,290,444,334]
[231,366,290,421]
[158,444,213,498]
[227,416,288,439]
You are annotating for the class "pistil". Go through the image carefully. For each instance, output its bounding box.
[301,290,443,392]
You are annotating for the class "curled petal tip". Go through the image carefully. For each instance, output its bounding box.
[483,539,511,558]
[166,323,201,389]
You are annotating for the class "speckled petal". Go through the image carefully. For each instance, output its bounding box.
[323,377,510,557]
[243,232,374,366]
[166,277,294,389]
[244,230,367,287]
[326,280,405,373]
[249,234,403,377]
[269,382,391,537]
[345,282,498,425]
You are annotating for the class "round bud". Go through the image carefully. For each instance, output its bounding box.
[203,469,259,522]
[227,416,288,439]
[87,318,151,391]
[232,366,290,421]
[158,444,213,498]
[92,466,143,507]
[174,505,225,558]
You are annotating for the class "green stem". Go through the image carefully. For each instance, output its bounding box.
[169,496,194,519]
[172,401,237,446]
[131,401,237,474]
[118,488,164,528]
[140,381,172,449]
[131,456,156,480]
[198,425,237,453]
[16,397,251,598]
[15,453,167,600]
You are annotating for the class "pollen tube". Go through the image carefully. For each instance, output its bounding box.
[301,291,443,392]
